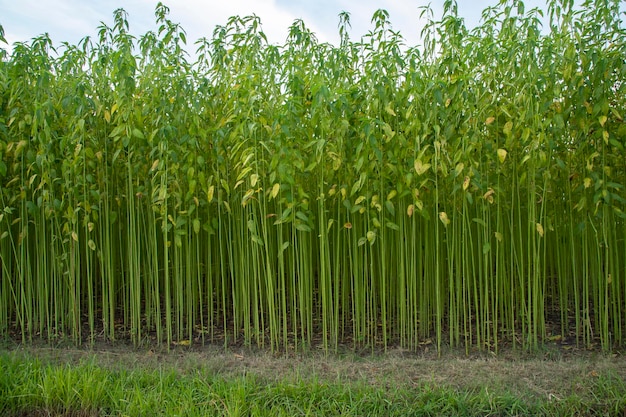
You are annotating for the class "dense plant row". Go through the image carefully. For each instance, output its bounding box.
[1,0,625,352]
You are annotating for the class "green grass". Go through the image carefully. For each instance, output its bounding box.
[1,348,625,416]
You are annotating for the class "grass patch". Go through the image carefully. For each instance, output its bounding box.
[1,346,625,416]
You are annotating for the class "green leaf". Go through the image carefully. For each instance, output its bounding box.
[482,242,490,254]
[132,128,144,139]
[295,222,311,232]
[385,221,400,231]
[384,200,395,216]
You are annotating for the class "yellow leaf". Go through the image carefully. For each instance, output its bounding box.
[414,159,431,176]
[207,185,215,202]
[455,163,464,176]
[445,98,451,108]
[407,204,415,217]
[355,196,366,205]
[485,116,495,125]
[387,190,397,200]
[150,159,159,172]
[463,176,470,191]
[439,211,450,226]
[599,115,607,127]
[497,148,508,164]
[242,189,254,207]
[366,230,376,243]
[177,340,191,346]
[104,110,111,123]
[385,104,396,116]
[503,121,513,135]
[250,173,259,187]
[494,232,503,242]
[483,188,495,204]
[583,178,592,188]
[270,183,280,200]
[536,223,544,237]
[71,231,78,242]
[603,130,609,144]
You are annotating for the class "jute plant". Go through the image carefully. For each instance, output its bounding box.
[0,0,624,352]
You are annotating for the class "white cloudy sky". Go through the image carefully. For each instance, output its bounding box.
[1,0,563,52]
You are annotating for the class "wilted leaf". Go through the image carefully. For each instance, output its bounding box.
[483,188,495,204]
[536,223,544,237]
[439,211,450,226]
[414,159,431,176]
[463,176,470,191]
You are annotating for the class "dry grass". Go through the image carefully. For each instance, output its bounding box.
[6,341,625,403]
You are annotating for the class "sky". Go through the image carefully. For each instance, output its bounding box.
[0,0,570,54]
